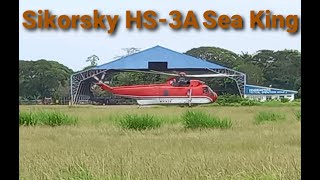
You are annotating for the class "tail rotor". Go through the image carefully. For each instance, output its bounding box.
[92,72,106,84]
[91,72,113,92]
[91,72,106,89]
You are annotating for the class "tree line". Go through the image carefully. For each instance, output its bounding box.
[185,47,301,96]
[19,46,301,101]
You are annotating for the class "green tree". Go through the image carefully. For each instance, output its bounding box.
[234,62,265,85]
[185,46,240,68]
[234,52,265,85]
[252,49,301,90]
[185,47,242,95]
[81,55,100,71]
[184,47,301,94]
[19,60,73,99]
[86,55,99,66]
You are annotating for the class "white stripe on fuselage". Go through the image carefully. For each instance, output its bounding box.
[113,95,213,105]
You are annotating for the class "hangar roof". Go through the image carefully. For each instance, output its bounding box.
[93,45,227,70]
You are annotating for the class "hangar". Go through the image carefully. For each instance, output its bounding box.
[70,45,246,105]
[70,45,297,105]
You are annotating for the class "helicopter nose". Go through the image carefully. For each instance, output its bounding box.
[211,92,218,102]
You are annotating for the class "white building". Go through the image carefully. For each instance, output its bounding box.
[244,84,298,102]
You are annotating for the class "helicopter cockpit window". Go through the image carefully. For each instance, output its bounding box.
[176,77,190,87]
[203,87,209,94]
[208,87,215,95]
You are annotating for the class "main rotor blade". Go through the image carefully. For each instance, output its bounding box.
[185,74,237,77]
[121,70,237,78]
[122,70,179,76]
[149,70,237,78]
[122,69,186,77]
[148,70,179,76]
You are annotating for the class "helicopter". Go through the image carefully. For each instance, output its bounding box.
[92,71,234,106]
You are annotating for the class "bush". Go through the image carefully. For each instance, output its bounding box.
[182,110,232,129]
[119,114,162,130]
[254,111,286,124]
[293,99,301,102]
[213,94,300,107]
[216,94,261,106]
[216,94,243,106]
[240,99,260,106]
[280,98,290,103]
[19,111,78,126]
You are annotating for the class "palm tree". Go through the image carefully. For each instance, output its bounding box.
[86,55,99,66]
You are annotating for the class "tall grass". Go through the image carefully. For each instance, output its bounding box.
[19,111,78,126]
[119,114,161,130]
[19,111,38,126]
[295,111,301,121]
[182,110,232,129]
[254,111,286,124]
[57,162,94,179]
[19,105,301,179]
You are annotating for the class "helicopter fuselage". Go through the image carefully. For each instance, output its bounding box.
[96,79,218,105]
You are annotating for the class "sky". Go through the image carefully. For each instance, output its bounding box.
[19,0,301,71]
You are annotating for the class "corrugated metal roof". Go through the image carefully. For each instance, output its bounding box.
[93,45,226,70]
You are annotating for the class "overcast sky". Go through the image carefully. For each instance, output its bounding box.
[19,0,301,71]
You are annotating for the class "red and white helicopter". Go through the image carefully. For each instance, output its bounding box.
[93,71,234,106]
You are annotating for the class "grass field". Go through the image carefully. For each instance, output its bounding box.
[19,105,301,180]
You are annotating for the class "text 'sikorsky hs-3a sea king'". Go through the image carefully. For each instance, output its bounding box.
[93,71,236,106]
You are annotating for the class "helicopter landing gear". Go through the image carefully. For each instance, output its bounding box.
[187,89,192,107]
